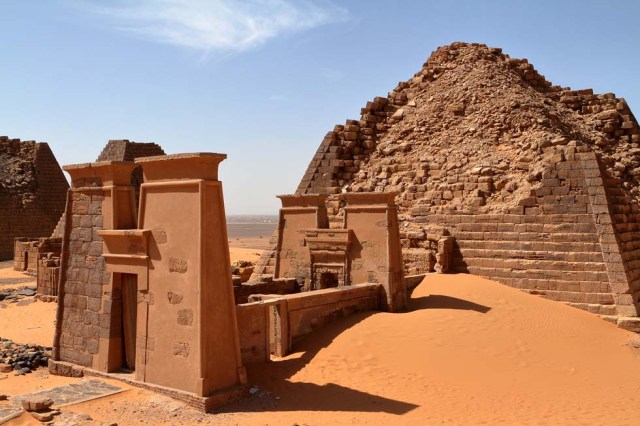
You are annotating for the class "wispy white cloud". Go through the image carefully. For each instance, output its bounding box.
[321,67,345,81]
[73,0,348,52]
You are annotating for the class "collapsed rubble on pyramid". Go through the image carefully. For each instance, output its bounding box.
[298,42,639,217]
[255,42,640,328]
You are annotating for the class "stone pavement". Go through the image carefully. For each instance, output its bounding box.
[0,379,124,423]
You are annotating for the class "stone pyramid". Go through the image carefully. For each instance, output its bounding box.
[96,139,165,162]
[0,137,69,259]
[260,42,640,328]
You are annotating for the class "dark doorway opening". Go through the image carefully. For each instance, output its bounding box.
[120,273,137,371]
[319,272,339,289]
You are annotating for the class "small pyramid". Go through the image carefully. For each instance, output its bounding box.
[96,139,165,162]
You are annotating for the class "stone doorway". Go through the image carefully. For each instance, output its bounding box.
[319,272,339,289]
[311,264,347,290]
[120,273,137,371]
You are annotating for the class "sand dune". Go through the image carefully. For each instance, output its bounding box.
[4,272,640,425]
[223,274,640,425]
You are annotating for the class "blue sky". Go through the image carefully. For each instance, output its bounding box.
[1,0,638,214]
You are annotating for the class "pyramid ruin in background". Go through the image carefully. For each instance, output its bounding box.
[96,140,165,163]
[49,140,166,239]
[54,138,165,240]
[0,137,68,259]
[256,42,640,327]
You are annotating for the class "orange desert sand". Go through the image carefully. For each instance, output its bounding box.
[228,236,271,264]
[3,248,640,425]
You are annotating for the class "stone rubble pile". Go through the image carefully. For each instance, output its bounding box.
[231,260,255,283]
[0,137,38,206]
[297,42,640,220]
[0,337,51,375]
[0,286,36,302]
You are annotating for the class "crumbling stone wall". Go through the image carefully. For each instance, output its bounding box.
[13,237,62,277]
[0,137,68,259]
[292,42,640,322]
[236,283,380,363]
[37,254,61,297]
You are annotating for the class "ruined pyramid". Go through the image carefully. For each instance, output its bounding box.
[258,42,640,328]
[0,137,69,259]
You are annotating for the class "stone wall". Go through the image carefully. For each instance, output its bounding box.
[235,302,272,364]
[233,277,296,304]
[0,138,69,260]
[13,237,62,277]
[55,185,107,367]
[410,150,639,320]
[283,284,380,342]
[236,284,380,362]
[13,238,38,272]
[37,255,61,297]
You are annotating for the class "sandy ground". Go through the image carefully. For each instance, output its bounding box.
[228,246,263,264]
[229,236,272,251]
[0,261,36,291]
[0,267,31,281]
[4,261,640,424]
[0,300,57,347]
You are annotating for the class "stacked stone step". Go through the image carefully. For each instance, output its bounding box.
[419,213,615,315]
[550,89,640,183]
[412,43,560,94]
[296,90,408,197]
[50,213,66,239]
[602,176,640,307]
[296,133,342,195]
[95,140,165,162]
[249,230,280,280]
[408,150,638,317]
[553,89,639,143]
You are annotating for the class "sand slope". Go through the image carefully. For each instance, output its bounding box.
[233,274,640,425]
[5,274,640,425]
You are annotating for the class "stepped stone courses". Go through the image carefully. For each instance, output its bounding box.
[96,139,166,202]
[96,140,165,162]
[287,42,640,324]
[0,137,69,260]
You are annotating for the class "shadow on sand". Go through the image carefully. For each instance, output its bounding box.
[409,294,491,313]
[221,312,419,415]
[219,281,493,415]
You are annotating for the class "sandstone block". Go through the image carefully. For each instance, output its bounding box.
[21,396,54,412]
